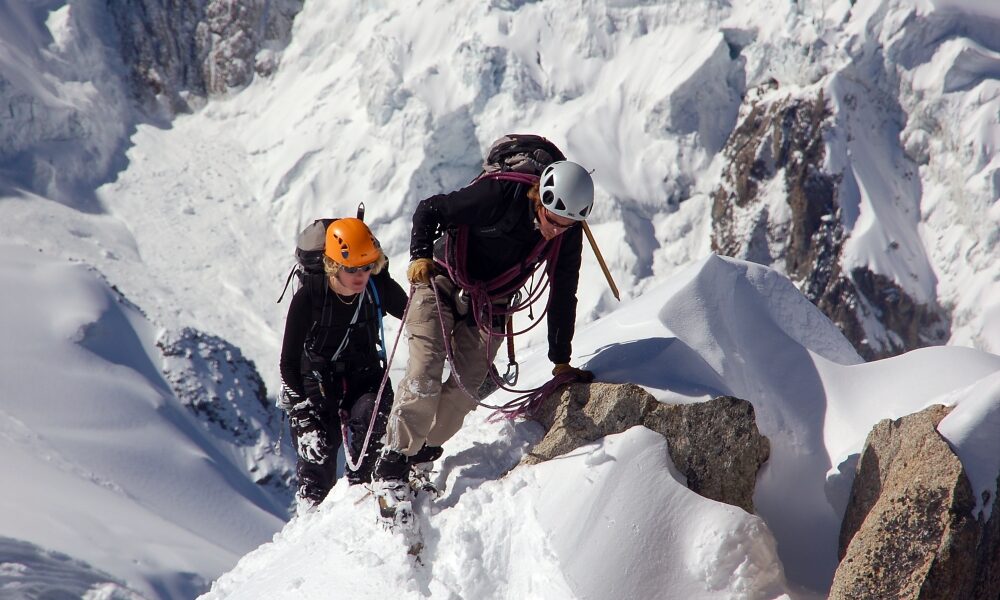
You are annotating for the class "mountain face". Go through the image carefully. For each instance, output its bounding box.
[0,0,301,203]
[711,90,950,360]
[709,4,1000,360]
[108,0,303,115]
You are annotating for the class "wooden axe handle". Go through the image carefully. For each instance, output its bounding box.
[581,221,620,301]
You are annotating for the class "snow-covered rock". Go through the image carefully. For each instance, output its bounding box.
[158,327,295,510]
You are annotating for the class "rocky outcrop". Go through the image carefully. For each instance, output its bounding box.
[830,404,998,600]
[974,470,1000,600]
[711,91,949,360]
[109,0,302,114]
[198,0,302,93]
[522,383,769,514]
[158,327,294,507]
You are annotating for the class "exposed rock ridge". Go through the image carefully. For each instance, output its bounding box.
[522,382,769,514]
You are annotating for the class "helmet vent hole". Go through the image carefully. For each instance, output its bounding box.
[543,175,555,187]
[542,191,555,205]
[580,205,591,218]
[554,198,566,211]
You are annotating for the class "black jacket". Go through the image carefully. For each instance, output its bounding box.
[410,177,582,364]
[279,268,407,401]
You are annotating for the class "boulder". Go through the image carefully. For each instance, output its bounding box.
[521,382,770,513]
[830,404,986,600]
[973,470,1000,599]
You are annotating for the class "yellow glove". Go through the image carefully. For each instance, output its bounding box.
[407,258,436,285]
[552,363,595,383]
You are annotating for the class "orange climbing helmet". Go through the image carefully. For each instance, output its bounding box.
[325,218,382,267]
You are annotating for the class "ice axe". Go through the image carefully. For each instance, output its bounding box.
[581,221,620,301]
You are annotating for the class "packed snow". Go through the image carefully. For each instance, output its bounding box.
[204,256,1000,600]
[0,244,288,599]
[1,0,998,598]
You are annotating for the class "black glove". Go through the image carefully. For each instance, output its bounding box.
[289,410,329,464]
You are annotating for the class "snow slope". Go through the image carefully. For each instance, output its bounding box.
[0,244,287,599]
[204,256,1000,599]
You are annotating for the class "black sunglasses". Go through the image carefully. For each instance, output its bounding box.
[342,262,376,274]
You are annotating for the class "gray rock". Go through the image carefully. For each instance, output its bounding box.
[198,0,302,94]
[645,394,770,514]
[521,382,769,513]
[973,469,1000,600]
[830,404,984,600]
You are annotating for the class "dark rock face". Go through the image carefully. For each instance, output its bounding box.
[109,0,302,114]
[973,470,1000,600]
[522,382,769,514]
[199,0,302,92]
[711,92,949,360]
[108,0,207,114]
[831,404,997,600]
[158,327,294,506]
[712,94,839,280]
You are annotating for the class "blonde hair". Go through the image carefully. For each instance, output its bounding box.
[323,252,387,276]
[527,182,541,207]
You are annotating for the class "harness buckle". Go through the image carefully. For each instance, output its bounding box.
[503,361,519,386]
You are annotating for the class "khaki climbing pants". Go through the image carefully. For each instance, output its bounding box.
[387,275,503,456]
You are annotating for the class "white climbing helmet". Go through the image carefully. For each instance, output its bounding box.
[539,160,594,221]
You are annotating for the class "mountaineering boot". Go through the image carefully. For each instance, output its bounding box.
[409,461,440,496]
[374,478,414,529]
[408,445,444,496]
[372,449,413,529]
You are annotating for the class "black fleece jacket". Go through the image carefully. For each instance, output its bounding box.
[410,177,583,364]
[279,269,407,401]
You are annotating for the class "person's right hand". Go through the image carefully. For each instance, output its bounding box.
[407,258,436,285]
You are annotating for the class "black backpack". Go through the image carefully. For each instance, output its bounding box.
[451,134,566,240]
[477,133,565,179]
[276,204,366,303]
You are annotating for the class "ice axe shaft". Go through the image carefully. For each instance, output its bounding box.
[581,221,620,301]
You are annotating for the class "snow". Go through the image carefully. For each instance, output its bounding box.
[0,244,287,599]
[937,371,1000,520]
[205,427,791,600]
[203,255,1000,599]
[0,0,999,598]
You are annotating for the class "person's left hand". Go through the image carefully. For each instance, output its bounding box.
[552,363,595,383]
